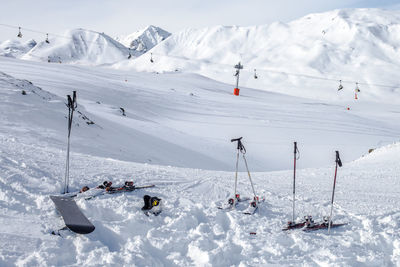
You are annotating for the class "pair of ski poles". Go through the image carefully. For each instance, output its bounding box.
[231,137,258,205]
[64,91,77,194]
[291,142,342,234]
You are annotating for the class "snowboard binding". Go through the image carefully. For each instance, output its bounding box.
[304,215,315,228]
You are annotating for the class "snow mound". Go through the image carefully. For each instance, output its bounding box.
[116,25,170,56]
[22,29,129,65]
[353,141,400,165]
[0,39,37,58]
[118,8,400,102]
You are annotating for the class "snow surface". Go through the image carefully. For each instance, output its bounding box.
[115,25,171,55]
[1,7,400,266]
[0,53,400,266]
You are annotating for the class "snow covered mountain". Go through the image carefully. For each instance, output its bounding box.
[115,25,170,55]
[0,39,37,58]
[119,8,400,102]
[22,29,129,65]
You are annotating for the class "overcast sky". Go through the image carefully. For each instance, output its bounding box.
[1,0,400,40]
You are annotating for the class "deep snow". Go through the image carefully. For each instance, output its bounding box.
[0,55,399,266]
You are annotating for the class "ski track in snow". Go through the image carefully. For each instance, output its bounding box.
[0,52,399,265]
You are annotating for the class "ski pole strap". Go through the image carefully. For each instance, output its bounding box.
[72,91,77,108]
[231,137,246,154]
[67,95,73,109]
[336,151,342,167]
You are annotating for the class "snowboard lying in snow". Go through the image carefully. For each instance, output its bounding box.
[50,195,95,234]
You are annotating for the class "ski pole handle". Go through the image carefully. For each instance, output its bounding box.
[336,151,342,167]
[231,137,243,151]
[231,137,243,143]
[294,142,297,154]
[72,91,77,109]
[67,95,72,108]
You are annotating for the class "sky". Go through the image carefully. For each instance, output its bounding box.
[0,0,400,41]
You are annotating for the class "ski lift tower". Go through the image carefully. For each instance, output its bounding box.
[233,62,243,96]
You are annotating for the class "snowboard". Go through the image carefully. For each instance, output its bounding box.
[50,195,95,234]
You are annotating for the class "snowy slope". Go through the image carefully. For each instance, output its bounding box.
[0,96,399,266]
[1,56,399,172]
[0,39,37,58]
[116,25,170,56]
[22,29,129,65]
[118,8,400,102]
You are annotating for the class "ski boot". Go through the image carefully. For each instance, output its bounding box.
[142,195,162,216]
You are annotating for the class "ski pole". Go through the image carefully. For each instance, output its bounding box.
[242,154,257,202]
[231,137,242,203]
[292,142,299,223]
[328,151,342,234]
[64,91,77,194]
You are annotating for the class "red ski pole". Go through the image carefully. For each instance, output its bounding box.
[292,142,299,223]
[328,151,342,234]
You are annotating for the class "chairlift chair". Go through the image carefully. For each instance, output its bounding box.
[355,82,360,92]
[338,80,343,91]
[17,27,22,38]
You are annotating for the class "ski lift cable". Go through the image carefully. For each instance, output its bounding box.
[0,23,398,90]
[0,23,131,49]
[149,52,399,89]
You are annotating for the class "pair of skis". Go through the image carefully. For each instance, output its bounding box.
[284,143,346,232]
[218,137,261,215]
[283,215,347,232]
[63,182,155,200]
